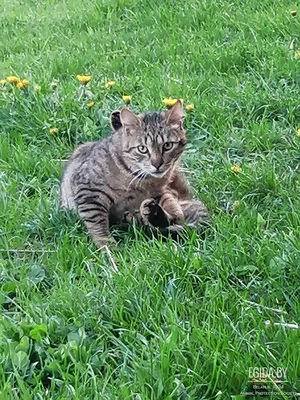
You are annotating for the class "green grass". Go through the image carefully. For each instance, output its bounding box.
[1,0,300,398]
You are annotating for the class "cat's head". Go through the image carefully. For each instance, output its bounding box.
[110,100,187,178]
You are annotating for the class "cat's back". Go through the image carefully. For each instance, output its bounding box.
[59,136,112,209]
[69,135,110,164]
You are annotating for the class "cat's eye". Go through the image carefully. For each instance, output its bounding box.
[163,142,173,151]
[137,145,148,154]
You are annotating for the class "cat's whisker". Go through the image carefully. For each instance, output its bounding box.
[128,169,144,188]
[134,169,147,188]
[129,168,142,179]
[139,171,148,186]
[136,171,147,188]
[178,167,189,172]
[128,175,139,188]
[131,168,142,176]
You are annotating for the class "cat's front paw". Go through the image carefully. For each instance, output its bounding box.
[93,235,117,248]
[140,199,157,225]
[140,199,169,228]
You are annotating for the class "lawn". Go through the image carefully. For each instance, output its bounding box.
[0,0,300,398]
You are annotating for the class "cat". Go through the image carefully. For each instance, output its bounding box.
[59,100,210,247]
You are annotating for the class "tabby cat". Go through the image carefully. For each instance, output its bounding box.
[59,100,209,247]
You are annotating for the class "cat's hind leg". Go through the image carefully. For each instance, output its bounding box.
[179,200,210,231]
[158,192,184,225]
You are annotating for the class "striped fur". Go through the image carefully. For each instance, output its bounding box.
[59,100,210,247]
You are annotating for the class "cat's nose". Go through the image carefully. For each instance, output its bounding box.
[151,158,163,170]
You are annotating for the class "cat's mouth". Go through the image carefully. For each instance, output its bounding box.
[132,167,169,179]
[149,169,168,178]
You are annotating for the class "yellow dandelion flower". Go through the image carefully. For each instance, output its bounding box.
[297,128,300,136]
[16,81,25,89]
[295,51,300,59]
[185,103,194,111]
[122,95,131,103]
[76,75,91,85]
[86,101,94,108]
[291,10,297,16]
[105,80,115,88]
[34,85,41,91]
[233,200,239,207]
[0,79,6,85]
[6,76,20,85]
[163,98,175,107]
[231,165,242,174]
[20,79,29,88]
[49,127,58,134]
[51,81,58,89]
[163,98,183,108]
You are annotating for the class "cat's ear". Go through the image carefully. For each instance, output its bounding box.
[164,99,184,125]
[120,108,141,131]
[110,110,122,131]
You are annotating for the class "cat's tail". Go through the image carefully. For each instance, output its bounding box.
[145,198,211,240]
[180,200,210,225]
[162,219,210,240]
